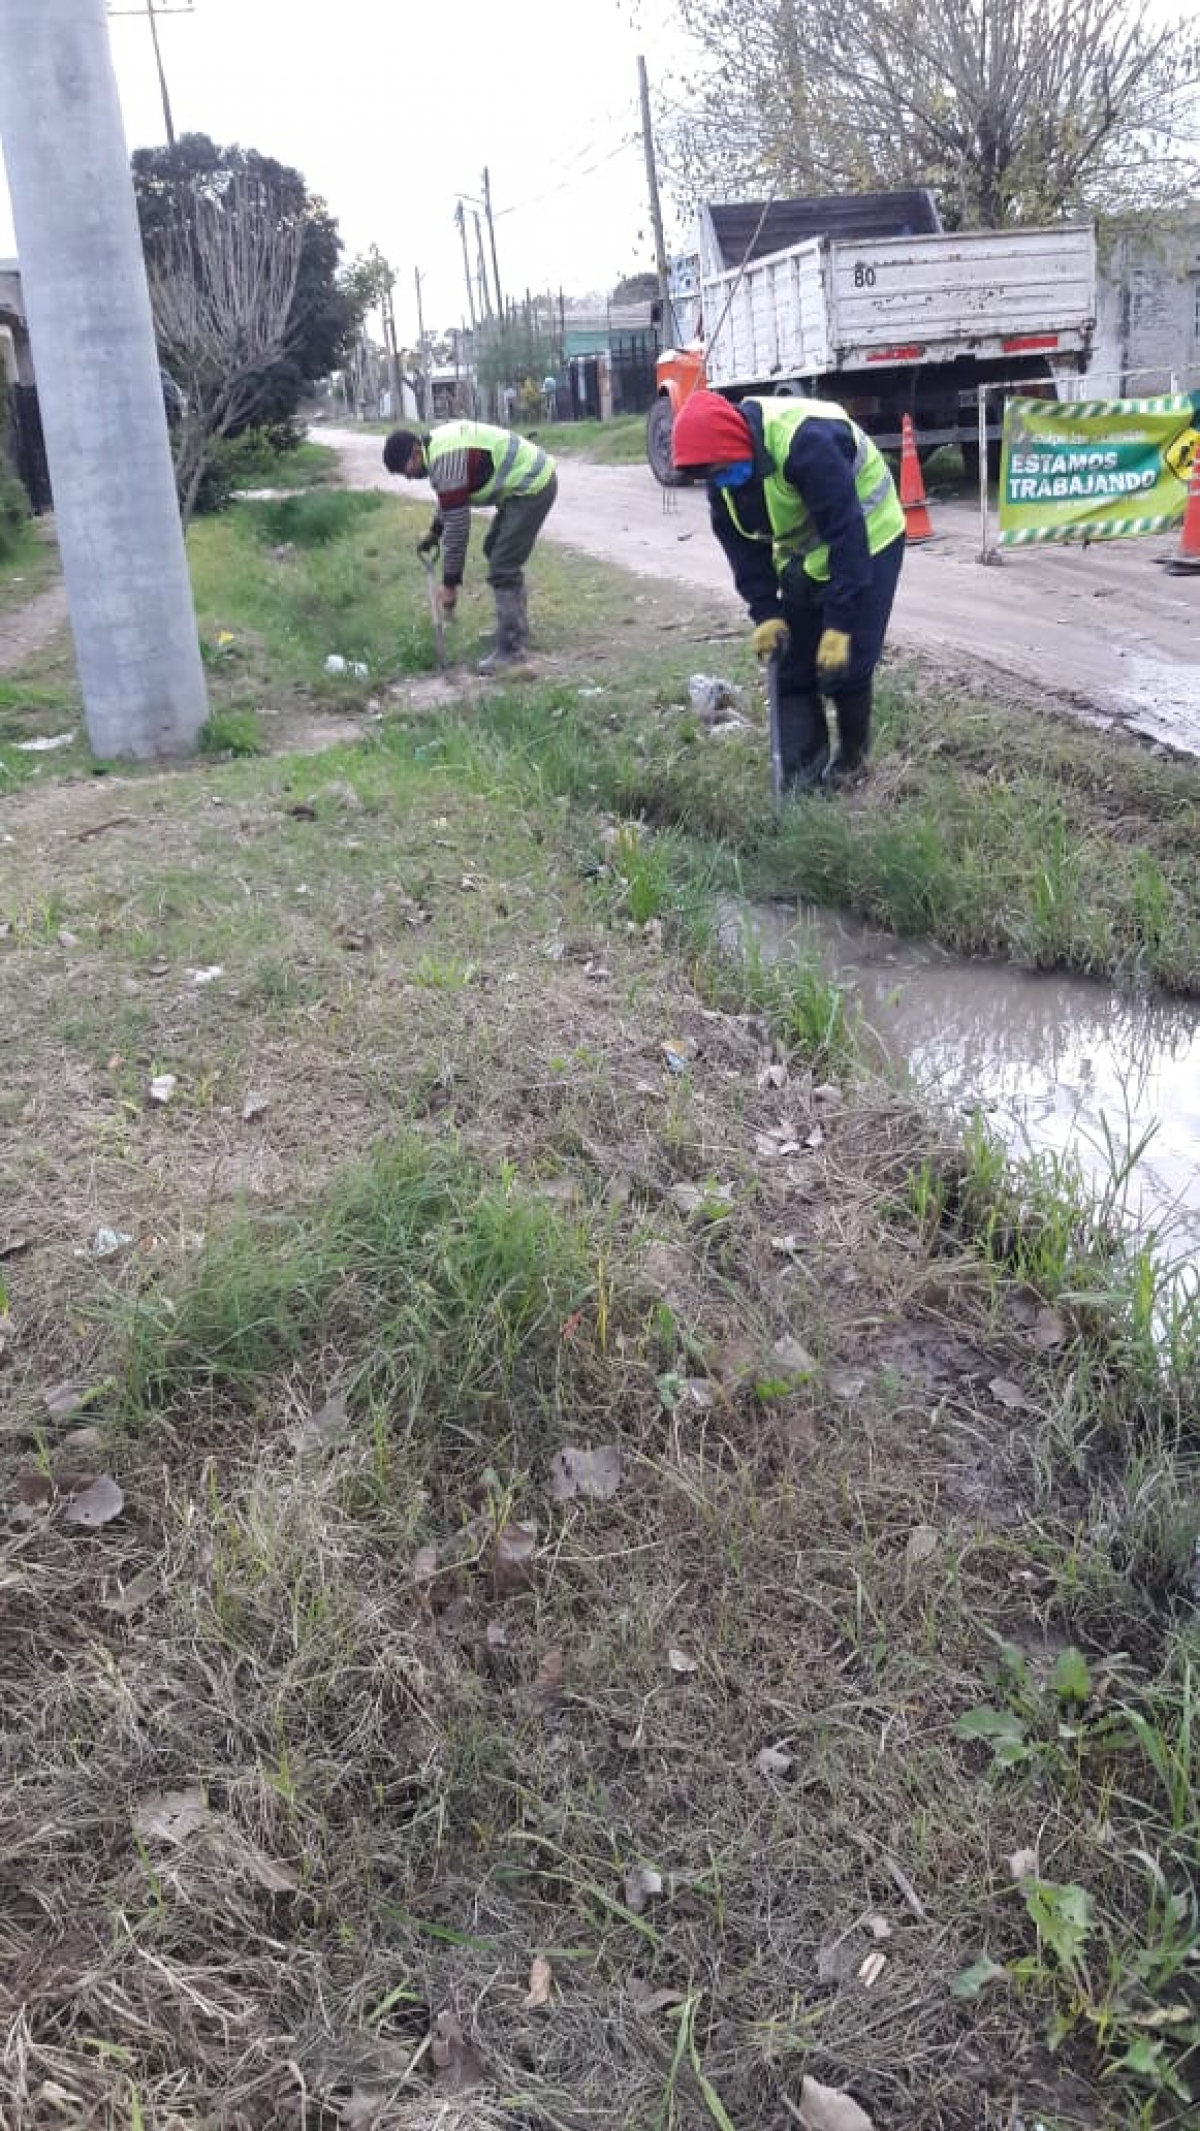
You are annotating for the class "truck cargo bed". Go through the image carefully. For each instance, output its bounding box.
[704,224,1096,389]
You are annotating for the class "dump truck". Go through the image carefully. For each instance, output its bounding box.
[647,190,1098,484]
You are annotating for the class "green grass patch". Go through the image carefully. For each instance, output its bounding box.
[0,675,89,792]
[389,630,1200,992]
[188,490,439,689]
[197,707,267,758]
[0,506,35,580]
[248,489,382,549]
[528,414,647,465]
[122,1133,602,1426]
[247,437,340,491]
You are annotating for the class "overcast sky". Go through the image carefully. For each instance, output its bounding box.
[1,0,692,336]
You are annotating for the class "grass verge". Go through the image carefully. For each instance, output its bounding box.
[527,414,648,465]
[4,486,1199,1001]
[2,660,1198,2126]
[404,650,1200,993]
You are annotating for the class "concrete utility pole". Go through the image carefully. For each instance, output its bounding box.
[0,0,208,757]
[379,279,403,418]
[638,55,676,346]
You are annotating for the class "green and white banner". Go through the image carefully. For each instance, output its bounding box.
[998,393,1200,547]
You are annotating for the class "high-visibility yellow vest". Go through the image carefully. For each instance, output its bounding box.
[722,397,903,583]
[427,420,555,502]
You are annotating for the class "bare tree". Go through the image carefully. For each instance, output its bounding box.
[148,171,305,520]
[666,0,1200,226]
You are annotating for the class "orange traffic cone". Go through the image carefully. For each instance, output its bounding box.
[899,415,935,544]
[1166,449,1200,575]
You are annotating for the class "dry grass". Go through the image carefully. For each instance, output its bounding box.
[2,535,1198,2129]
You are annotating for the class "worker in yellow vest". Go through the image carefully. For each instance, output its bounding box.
[383,419,558,672]
[672,390,905,793]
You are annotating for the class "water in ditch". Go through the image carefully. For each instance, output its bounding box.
[738,900,1200,1268]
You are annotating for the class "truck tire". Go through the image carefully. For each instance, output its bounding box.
[647,395,684,486]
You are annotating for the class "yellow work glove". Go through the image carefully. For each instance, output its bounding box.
[751,616,789,660]
[816,627,852,684]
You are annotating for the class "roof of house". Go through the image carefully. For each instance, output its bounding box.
[705,190,942,268]
[0,266,23,326]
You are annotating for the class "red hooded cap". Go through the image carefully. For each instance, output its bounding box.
[672,390,754,470]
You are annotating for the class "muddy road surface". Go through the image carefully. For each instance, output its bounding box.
[320,425,1200,757]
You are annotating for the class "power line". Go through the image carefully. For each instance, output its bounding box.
[493,135,641,218]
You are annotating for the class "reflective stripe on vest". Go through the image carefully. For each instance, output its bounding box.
[723,397,904,583]
[428,419,554,504]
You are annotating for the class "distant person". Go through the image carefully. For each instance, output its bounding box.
[382,419,558,672]
[672,389,905,793]
[542,374,558,421]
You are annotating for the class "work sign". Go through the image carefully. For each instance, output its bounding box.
[998,393,1200,546]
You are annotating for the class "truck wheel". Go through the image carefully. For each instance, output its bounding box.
[647,395,684,486]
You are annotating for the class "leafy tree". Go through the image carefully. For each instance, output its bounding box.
[342,245,397,326]
[611,270,660,303]
[132,134,357,429]
[666,0,1200,226]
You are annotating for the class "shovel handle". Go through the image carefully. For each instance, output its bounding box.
[421,549,447,670]
[766,647,785,801]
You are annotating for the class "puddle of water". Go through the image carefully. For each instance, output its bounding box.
[739,900,1200,1266]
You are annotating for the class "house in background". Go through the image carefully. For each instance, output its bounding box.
[1,260,34,386]
[1,261,52,510]
[1082,219,1200,397]
[560,298,659,419]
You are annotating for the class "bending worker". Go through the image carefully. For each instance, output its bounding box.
[671,390,905,792]
[383,418,558,672]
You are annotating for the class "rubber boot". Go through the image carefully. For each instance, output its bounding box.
[825,685,873,790]
[477,584,529,675]
[777,692,829,796]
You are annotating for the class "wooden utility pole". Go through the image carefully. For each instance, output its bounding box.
[108,0,192,151]
[454,201,478,331]
[482,166,504,321]
[637,54,675,345]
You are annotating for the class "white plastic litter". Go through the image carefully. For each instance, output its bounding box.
[687,674,740,720]
[324,655,370,678]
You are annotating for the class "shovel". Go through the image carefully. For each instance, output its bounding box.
[420,547,447,671]
[766,646,785,800]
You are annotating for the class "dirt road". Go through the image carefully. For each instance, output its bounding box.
[322,424,1200,756]
[0,581,68,676]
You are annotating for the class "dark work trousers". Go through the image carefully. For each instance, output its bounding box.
[775,532,905,782]
[482,473,559,588]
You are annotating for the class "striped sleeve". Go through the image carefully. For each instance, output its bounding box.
[439,504,472,586]
[429,445,475,586]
